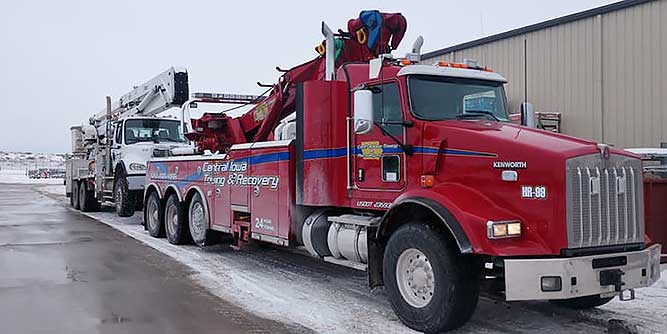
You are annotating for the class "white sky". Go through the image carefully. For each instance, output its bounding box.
[0,0,615,153]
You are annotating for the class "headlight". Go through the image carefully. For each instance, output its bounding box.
[487,220,522,239]
[129,163,147,171]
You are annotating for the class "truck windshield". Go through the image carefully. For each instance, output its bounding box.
[124,119,185,144]
[407,75,509,121]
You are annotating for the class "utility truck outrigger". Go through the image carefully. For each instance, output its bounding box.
[142,11,661,333]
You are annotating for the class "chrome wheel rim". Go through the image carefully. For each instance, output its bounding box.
[166,203,178,235]
[396,248,435,308]
[190,201,205,240]
[147,198,159,231]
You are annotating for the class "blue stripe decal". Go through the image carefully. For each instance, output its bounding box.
[176,170,203,189]
[234,152,291,165]
[302,146,496,159]
[413,147,496,157]
[304,148,348,159]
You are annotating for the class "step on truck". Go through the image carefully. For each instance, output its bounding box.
[142,11,661,333]
[66,67,193,216]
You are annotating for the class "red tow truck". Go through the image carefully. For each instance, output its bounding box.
[143,11,661,333]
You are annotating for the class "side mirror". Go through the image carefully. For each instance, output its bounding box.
[353,90,374,134]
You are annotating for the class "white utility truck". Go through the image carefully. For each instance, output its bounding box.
[66,67,192,216]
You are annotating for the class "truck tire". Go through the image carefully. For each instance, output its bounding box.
[72,181,80,210]
[79,182,89,212]
[188,192,219,247]
[164,194,189,245]
[550,295,614,309]
[114,177,135,217]
[144,191,164,238]
[78,182,100,212]
[383,223,479,333]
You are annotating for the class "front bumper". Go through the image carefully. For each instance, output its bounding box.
[126,174,146,191]
[504,244,661,300]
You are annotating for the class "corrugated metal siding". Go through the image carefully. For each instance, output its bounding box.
[423,0,666,148]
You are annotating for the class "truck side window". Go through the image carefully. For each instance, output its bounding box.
[371,83,403,137]
[115,123,122,145]
[382,155,400,182]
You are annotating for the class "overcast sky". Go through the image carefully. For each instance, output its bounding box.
[0,0,615,153]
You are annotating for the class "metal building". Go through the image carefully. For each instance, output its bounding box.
[422,0,666,148]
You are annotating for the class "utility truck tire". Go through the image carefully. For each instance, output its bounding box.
[72,181,80,210]
[188,192,219,247]
[114,177,135,217]
[164,194,189,245]
[79,183,90,212]
[78,182,100,212]
[550,295,614,309]
[383,223,479,333]
[144,191,164,238]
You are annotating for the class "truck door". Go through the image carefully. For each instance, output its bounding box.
[111,121,123,168]
[353,81,406,191]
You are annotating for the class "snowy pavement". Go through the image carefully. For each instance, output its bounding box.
[24,181,667,334]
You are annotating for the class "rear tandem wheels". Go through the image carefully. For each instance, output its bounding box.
[141,186,481,333]
[70,178,100,212]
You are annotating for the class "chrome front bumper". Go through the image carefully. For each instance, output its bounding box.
[504,244,661,301]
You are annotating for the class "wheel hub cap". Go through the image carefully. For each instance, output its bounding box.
[190,202,204,238]
[396,248,435,308]
[167,205,178,234]
[148,200,158,230]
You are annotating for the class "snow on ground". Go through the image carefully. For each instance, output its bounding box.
[0,169,63,185]
[597,281,667,333]
[37,184,667,334]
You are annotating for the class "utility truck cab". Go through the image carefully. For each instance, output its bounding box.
[109,116,191,215]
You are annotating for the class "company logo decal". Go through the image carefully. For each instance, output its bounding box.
[360,141,382,160]
[200,161,280,189]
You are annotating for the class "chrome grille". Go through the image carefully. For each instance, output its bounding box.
[565,154,644,248]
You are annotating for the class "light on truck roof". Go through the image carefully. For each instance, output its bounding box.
[435,61,493,72]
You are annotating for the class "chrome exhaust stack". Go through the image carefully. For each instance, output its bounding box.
[405,36,424,63]
[321,22,335,81]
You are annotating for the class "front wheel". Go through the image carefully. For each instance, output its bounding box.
[188,192,219,247]
[550,295,614,309]
[114,177,135,217]
[383,223,479,333]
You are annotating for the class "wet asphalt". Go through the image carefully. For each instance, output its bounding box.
[0,184,308,334]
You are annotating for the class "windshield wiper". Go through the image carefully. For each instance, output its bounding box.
[457,110,500,121]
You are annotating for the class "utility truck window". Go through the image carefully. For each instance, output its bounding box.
[408,75,509,121]
[124,119,185,144]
